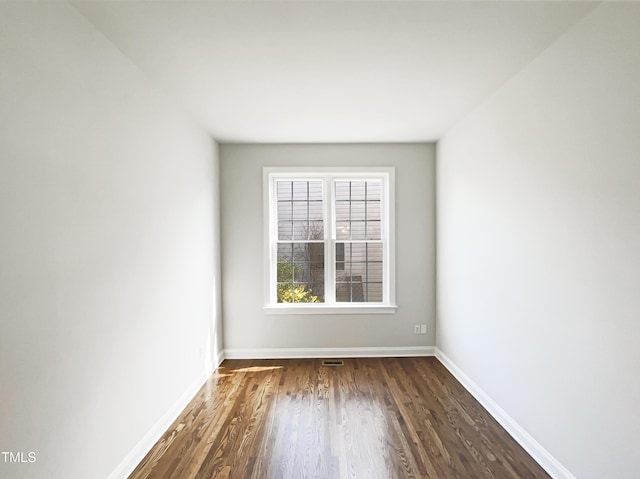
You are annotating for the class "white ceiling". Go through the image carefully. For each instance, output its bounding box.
[73,1,597,143]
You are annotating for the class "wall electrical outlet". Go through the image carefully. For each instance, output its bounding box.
[414,324,421,334]
[420,324,427,334]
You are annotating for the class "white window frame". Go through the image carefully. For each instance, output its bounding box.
[263,167,397,315]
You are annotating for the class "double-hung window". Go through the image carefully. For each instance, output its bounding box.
[264,167,396,314]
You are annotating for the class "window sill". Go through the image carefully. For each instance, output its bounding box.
[264,304,398,315]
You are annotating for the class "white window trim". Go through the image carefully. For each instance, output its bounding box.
[263,166,396,315]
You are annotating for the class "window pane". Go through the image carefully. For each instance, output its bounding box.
[308,221,324,240]
[366,201,380,220]
[277,181,292,201]
[277,192,293,241]
[277,243,294,281]
[335,243,345,271]
[366,283,383,302]
[277,242,324,303]
[350,181,366,200]
[272,173,389,308]
[350,201,365,222]
[336,282,364,302]
[277,181,323,240]
[350,221,366,240]
[309,181,323,201]
[366,221,381,240]
[349,243,367,263]
[277,202,292,221]
[292,181,308,201]
[277,200,292,240]
[367,262,383,283]
[367,243,383,262]
[336,221,350,240]
[335,181,350,201]
[309,202,323,222]
[333,180,382,241]
[292,201,308,221]
[366,181,381,201]
[335,242,383,303]
[278,221,292,240]
[292,221,307,240]
[292,242,310,262]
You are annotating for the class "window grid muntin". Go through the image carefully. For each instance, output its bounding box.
[268,171,391,307]
[276,241,325,303]
[335,180,382,241]
[335,242,383,303]
[277,180,323,241]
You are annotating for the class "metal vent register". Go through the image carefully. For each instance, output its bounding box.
[322,360,344,366]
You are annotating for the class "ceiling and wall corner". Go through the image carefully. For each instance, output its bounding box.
[220,143,436,355]
[0,3,221,478]
[72,0,598,143]
[437,3,640,478]
[3,1,633,479]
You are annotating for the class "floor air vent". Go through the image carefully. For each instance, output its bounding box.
[322,360,344,366]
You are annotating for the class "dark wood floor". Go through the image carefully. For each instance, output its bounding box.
[129,357,550,479]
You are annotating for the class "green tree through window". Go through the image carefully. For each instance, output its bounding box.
[276,260,320,303]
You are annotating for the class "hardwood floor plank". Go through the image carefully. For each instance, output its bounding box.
[129,358,551,479]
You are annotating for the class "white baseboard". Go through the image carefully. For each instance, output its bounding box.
[107,363,215,479]
[435,348,575,479]
[223,346,435,360]
[109,348,570,478]
[109,345,431,477]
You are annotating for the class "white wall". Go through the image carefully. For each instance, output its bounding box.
[437,4,640,479]
[0,4,220,479]
[221,144,435,354]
